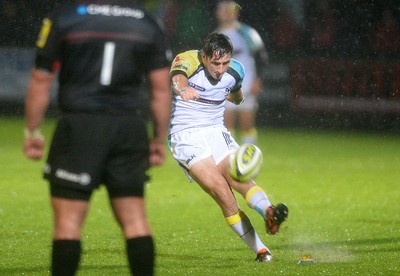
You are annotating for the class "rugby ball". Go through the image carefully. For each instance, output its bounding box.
[229,143,263,183]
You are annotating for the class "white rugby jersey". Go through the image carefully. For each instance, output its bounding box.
[169,50,245,135]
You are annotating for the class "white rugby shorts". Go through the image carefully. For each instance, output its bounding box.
[169,126,239,172]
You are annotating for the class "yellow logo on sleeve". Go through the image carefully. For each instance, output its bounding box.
[36,18,52,48]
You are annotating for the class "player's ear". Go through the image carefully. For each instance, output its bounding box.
[200,52,207,61]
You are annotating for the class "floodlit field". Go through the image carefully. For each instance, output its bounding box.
[0,116,399,275]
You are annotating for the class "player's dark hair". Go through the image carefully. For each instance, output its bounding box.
[202,33,233,59]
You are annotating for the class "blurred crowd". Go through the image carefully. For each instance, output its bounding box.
[1,0,399,62]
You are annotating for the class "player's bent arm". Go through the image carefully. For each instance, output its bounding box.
[148,67,171,144]
[171,73,188,95]
[170,73,199,100]
[25,68,54,134]
[227,88,244,105]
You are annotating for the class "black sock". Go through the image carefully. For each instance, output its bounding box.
[52,239,81,276]
[126,236,155,276]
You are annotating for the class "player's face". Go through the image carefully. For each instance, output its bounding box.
[201,51,231,81]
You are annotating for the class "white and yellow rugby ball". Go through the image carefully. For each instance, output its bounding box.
[229,143,263,183]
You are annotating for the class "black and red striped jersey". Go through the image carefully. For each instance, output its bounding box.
[35,0,171,113]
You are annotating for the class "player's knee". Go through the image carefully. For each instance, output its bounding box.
[54,221,82,239]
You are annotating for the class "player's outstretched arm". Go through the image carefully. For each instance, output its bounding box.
[148,67,171,166]
[24,69,53,160]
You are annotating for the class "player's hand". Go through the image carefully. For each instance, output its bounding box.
[24,137,45,160]
[149,141,166,166]
[179,87,199,101]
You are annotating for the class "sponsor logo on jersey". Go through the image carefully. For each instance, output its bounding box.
[172,64,188,71]
[76,4,145,19]
[36,18,52,48]
[174,56,185,62]
[194,98,225,105]
[188,82,205,92]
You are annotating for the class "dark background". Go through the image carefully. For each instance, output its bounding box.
[1,0,400,132]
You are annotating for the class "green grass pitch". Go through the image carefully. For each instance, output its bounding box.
[0,116,399,275]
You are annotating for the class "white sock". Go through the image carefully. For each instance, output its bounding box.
[245,186,271,218]
[225,210,266,253]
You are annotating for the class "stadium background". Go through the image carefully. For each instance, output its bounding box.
[1,0,399,132]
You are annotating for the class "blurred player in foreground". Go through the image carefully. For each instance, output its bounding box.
[215,0,268,144]
[168,33,288,262]
[23,1,171,275]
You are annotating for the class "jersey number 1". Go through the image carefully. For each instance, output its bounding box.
[100,42,115,86]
